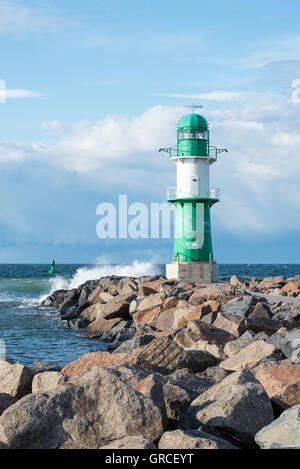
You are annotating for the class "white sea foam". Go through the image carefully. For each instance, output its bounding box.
[41,260,159,300]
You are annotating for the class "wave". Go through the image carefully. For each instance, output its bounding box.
[41,260,160,301]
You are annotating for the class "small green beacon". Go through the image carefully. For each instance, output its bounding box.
[48,259,56,274]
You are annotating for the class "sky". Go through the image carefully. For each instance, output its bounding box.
[1,0,300,264]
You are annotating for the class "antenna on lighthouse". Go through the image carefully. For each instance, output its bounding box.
[184,103,203,113]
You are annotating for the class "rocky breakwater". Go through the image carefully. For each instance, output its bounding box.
[0,274,300,449]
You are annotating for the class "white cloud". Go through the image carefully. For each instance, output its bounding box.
[1,95,300,235]
[0,0,76,34]
[5,89,41,99]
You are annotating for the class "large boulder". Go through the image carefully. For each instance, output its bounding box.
[0,367,164,449]
[179,369,274,447]
[32,372,68,393]
[0,362,33,399]
[189,284,232,305]
[133,374,168,428]
[158,429,239,449]
[61,352,132,378]
[280,329,300,362]
[80,300,132,322]
[252,360,300,406]
[258,276,285,289]
[0,394,17,416]
[247,302,273,321]
[223,296,254,318]
[224,331,254,357]
[282,280,300,292]
[133,336,209,374]
[80,317,122,339]
[100,436,156,449]
[220,340,279,371]
[135,293,164,315]
[255,405,300,449]
[112,335,155,354]
[175,320,235,349]
[212,313,246,338]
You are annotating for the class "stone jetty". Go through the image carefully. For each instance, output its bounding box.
[0,273,300,449]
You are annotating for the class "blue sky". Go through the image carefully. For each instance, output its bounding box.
[1,0,300,264]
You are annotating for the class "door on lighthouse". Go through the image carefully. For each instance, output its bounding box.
[191,176,199,197]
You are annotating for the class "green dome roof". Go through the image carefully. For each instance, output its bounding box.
[178,113,208,130]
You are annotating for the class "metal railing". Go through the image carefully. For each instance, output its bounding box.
[159,146,227,160]
[167,187,220,200]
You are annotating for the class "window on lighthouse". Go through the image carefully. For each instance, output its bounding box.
[184,129,190,139]
[197,130,208,139]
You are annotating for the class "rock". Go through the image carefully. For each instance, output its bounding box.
[198,366,232,386]
[33,362,62,373]
[80,300,132,322]
[158,429,239,449]
[58,289,80,314]
[106,325,137,351]
[133,374,168,428]
[184,340,226,360]
[212,313,246,338]
[252,360,300,404]
[224,331,254,357]
[100,436,156,449]
[174,302,220,329]
[62,335,207,378]
[223,296,254,318]
[87,285,102,304]
[280,329,300,362]
[0,394,17,416]
[138,284,158,297]
[175,320,235,349]
[161,371,211,424]
[0,367,164,449]
[102,320,133,342]
[134,306,161,325]
[133,336,198,375]
[154,307,177,331]
[0,362,33,399]
[163,296,179,310]
[282,280,300,292]
[99,292,115,302]
[199,311,219,325]
[185,349,220,372]
[255,405,300,449]
[273,383,300,408]
[61,352,132,378]
[161,383,191,423]
[230,275,248,287]
[258,276,285,289]
[80,317,122,339]
[179,369,274,447]
[136,293,164,315]
[220,340,279,371]
[68,318,90,330]
[102,362,157,388]
[248,302,273,321]
[113,335,155,354]
[189,283,232,305]
[32,372,68,393]
[165,368,211,401]
[246,317,294,335]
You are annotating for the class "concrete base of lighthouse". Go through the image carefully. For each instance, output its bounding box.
[166,261,218,283]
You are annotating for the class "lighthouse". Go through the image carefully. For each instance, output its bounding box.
[159,108,227,283]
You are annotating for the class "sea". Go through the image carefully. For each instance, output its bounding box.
[1,262,300,368]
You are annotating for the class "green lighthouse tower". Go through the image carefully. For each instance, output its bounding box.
[160,109,227,282]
